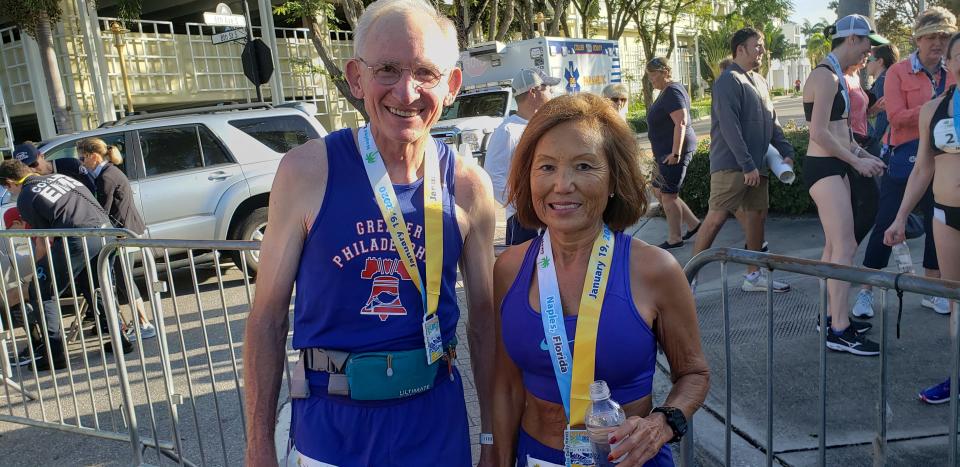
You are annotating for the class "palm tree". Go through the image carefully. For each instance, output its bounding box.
[8,0,73,134]
[8,0,142,135]
[805,31,831,68]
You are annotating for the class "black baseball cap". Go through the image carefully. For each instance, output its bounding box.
[12,142,38,166]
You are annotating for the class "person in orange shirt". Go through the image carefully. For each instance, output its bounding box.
[853,7,957,319]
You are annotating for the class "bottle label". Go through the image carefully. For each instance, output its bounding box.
[563,429,595,466]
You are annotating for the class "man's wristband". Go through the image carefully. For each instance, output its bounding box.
[479,433,494,445]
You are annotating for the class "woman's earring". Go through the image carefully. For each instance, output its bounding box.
[609,193,615,198]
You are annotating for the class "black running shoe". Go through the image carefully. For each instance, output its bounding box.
[743,241,770,252]
[9,345,37,367]
[682,223,701,241]
[816,316,871,335]
[657,240,684,250]
[103,334,134,355]
[826,327,880,356]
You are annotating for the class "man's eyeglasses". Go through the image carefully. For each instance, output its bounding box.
[356,57,446,89]
[610,97,628,104]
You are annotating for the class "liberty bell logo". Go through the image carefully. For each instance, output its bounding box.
[360,257,411,321]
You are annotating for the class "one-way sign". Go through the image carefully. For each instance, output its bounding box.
[212,28,247,45]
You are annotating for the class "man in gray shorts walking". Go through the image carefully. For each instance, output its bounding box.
[691,27,795,293]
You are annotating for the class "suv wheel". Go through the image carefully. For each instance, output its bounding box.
[230,207,268,276]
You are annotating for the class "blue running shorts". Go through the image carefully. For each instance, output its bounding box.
[290,367,471,466]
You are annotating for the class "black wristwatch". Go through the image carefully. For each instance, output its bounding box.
[652,406,687,443]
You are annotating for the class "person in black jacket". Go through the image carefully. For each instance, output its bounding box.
[76,137,155,340]
[0,160,133,371]
[13,141,96,194]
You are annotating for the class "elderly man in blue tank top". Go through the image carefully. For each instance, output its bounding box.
[242,0,498,465]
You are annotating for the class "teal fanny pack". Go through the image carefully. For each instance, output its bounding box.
[346,349,441,400]
[291,339,457,401]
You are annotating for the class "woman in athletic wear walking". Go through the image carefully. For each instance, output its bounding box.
[803,15,887,356]
[885,32,960,405]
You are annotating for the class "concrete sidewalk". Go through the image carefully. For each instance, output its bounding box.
[635,214,957,466]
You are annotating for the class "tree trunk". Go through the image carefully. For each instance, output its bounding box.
[306,15,368,120]
[520,0,535,39]
[35,12,73,135]
[496,0,515,41]
[547,0,570,36]
[489,0,499,41]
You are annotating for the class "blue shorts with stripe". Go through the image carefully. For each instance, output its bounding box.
[290,367,471,466]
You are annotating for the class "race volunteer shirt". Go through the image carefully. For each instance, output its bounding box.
[17,174,110,230]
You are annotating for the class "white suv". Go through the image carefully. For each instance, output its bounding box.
[12,102,327,274]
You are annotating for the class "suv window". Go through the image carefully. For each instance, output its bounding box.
[43,132,129,176]
[199,126,230,166]
[138,125,234,177]
[439,91,510,120]
[228,115,320,153]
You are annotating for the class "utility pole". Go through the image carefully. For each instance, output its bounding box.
[837,0,875,21]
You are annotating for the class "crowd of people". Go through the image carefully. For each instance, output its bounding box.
[2,0,957,463]
[1,137,157,371]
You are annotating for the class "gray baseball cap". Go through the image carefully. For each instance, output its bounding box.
[833,14,890,46]
[512,68,562,95]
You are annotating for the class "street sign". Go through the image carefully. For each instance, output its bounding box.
[204,3,246,28]
[242,39,274,86]
[212,28,247,45]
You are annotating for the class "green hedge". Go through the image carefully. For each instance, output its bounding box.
[628,106,710,134]
[671,124,814,215]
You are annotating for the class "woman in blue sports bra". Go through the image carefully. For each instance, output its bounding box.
[802,16,887,357]
[885,32,960,405]
[490,93,709,467]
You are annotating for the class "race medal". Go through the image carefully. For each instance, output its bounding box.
[933,119,960,153]
[563,429,595,467]
[422,313,444,364]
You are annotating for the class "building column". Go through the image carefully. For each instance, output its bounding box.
[76,0,116,125]
[258,0,285,105]
[22,34,56,140]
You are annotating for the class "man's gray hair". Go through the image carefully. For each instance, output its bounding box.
[354,0,460,69]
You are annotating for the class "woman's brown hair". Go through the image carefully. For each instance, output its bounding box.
[76,137,123,165]
[506,93,648,231]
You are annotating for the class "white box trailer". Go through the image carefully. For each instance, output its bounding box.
[459,37,621,94]
[433,37,621,165]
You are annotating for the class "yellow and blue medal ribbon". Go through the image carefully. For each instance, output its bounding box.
[536,225,615,427]
[358,126,445,364]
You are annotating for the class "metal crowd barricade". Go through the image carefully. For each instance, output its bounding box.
[96,237,268,466]
[677,247,960,467]
[0,228,139,457]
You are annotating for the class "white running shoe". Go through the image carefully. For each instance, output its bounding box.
[852,289,875,318]
[741,270,791,293]
[921,296,951,315]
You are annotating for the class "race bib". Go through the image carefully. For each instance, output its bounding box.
[933,119,960,153]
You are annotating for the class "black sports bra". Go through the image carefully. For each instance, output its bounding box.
[804,64,847,122]
[929,85,960,155]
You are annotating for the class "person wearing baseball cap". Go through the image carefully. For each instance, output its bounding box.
[12,142,39,167]
[486,68,561,245]
[831,14,890,47]
[11,141,96,194]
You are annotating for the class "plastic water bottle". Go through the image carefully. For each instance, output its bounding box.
[892,242,915,274]
[585,380,626,466]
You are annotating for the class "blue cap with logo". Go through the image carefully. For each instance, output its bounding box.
[12,142,38,166]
